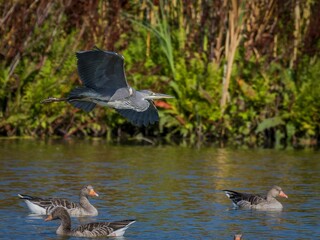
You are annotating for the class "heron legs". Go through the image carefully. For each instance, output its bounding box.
[41,97,68,104]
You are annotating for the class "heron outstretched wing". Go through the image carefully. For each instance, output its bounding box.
[76,47,129,96]
[116,102,159,127]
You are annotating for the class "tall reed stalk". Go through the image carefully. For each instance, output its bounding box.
[291,0,311,69]
[220,0,246,111]
[127,0,176,78]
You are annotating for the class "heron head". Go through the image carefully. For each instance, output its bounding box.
[139,90,174,100]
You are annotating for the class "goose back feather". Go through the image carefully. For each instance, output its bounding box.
[18,185,98,216]
[45,207,135,237]
[223,186,288,210]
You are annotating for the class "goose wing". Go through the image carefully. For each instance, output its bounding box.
[18,194,77,213]
[223,190,266,208]
[73,220,135,237]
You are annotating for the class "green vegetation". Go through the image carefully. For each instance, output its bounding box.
[1,0,320,147]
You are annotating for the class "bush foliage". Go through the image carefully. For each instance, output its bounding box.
[1,0,320,147]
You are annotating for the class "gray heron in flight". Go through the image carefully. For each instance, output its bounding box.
[41,47,174,126]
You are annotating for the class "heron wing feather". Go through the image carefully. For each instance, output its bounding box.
[69,101,96,112]
[109,88,131,101]
[68,87,97,112]
[116,101,159,127]
[76,48,129,96]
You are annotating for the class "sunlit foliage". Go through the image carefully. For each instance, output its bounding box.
[1,0,320,147]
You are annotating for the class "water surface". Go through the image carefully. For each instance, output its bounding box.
[0,139,319,239]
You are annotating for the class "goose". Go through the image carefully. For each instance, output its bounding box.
[223,185,288,210]
[234,234,243,240]
[18,185,99,216]
[45,207,135,237]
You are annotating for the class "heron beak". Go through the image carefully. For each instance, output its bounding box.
[89,189,99,197]
[279,191,288,198]
[45,215,53,222]
[144,93,174,100]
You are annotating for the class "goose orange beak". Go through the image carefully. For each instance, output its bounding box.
[89,189,99,197]
[45,215,53,222]
[279,191,288,198]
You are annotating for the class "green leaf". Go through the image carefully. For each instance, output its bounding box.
[255,117,285,134]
